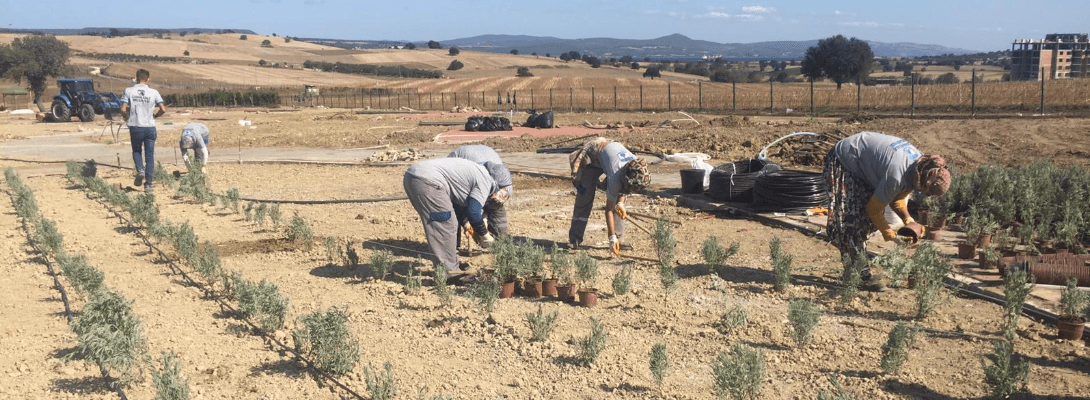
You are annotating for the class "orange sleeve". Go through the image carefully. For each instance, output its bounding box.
[867,195,896,241]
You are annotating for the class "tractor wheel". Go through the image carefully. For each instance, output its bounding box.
[78,104,95,122]
[51,100,71,122]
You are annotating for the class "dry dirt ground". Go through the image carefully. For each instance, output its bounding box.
[1,108,1089,400]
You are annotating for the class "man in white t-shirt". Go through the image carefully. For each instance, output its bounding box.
[119,69,166,191]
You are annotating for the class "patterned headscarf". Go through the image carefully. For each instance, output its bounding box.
[622,159,651,193]
[916,154,951,196]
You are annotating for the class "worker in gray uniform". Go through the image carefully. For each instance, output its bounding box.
[568,137,650,255]
[448,144,513,236]
[179,122,211,172]
[403,157,507,272]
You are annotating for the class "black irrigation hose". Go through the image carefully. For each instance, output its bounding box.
[236,195,408,205]
[1,187,131,400]
[707,159,780,202]
[751,170,830,213]
[73,181,368,400]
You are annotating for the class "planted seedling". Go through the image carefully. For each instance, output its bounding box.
[153,162,175,189]
[816,375,854,400]
[649,342,668,385]
[433,262,452,306]
[324,237,343,265]
[612,265,632,295]
[525,305,559,342]
[770,237,793,291]
[838,252,865,303]
[151,350,190,400]
[576,317,608,366]
[574,250,598,289]
[236,278,290,333]
[468,276,501,313]
[490,234,518,282]
[197,240,224,285]
[718,302,748,335]
[711,343,765,400]
[403,259,422,293]
[1001,269,1035,340]
[292,307,360,375]
[69,289,149,386]
[702,235,740,273]
[57,252,105,298]
[652,217,679,293]
[912,242,952,319]
[33,217,64,258]
[550,243,572,285]
[880,323,918,374]
[345,242,360,267]
[983,339,1030,399]
[369,248,393,280]
[268,203,282,227]
[363,361,398,400]
[287,212,314,249]
[226,188,241,213]
[254,202,269,227]
[243,202,254,222]
[787,297,821,346]
[1058,277,1088,323]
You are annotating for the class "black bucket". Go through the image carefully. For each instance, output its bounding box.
[680,169,705,194]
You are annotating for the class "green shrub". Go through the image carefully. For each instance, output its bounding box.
[57,253,105,297]
[254,203,268,227]
[433,262,451,306]
[173,222,199,268]
[129,193,160,228]
[517,241,546,280]
[369,249,393,280]
[1001,269,1034,340]
[649,342,668,385]
[287,212,313,248]
[1059,277,1089,319]
[197,241,223,285]
[612,265,632,295]
[912,242,952,319]
[787,298,821,346]
[525,305,559,342]
[550,243,572,284]
[574,250,598,288]
[468,276,501,313]
[363,361,398,400]
[346,242,360,267]
[33,217,64,258]
[243,202,254,221]
[153,162,175,189]
[268,203,282,227]
[69,289,148,386]
[576,317,608,366]
[151,350,190,400]
[404,259,423,293]
[652,217,679,293]
[875,245,914,288]
[702,235,740,269]
[220,270,244,302]
[324,237,343,265]
[226,188,240,213]
[719,303,748,335]
[839,252,865,302]
[983,339,1029,399]
[236,278,290,332]
[712,343,765,400]
[490,234,518,282]
[880,323,918,374]
[292,307,360,375]
[770,237,793,291]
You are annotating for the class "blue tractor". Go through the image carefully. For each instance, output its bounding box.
[50,78,122,122]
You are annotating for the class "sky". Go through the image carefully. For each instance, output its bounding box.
[1,0,1086,52]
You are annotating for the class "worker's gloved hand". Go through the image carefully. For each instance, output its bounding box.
[475,232,495,249]
[182,154,190,165]
[615,203,628,220]
[609,234,620,256]
[201,167,207,175]
[903,216,917,226]
[881,229,898,242]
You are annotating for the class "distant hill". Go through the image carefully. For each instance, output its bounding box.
[0,27,255,36]
[440,33,979,60]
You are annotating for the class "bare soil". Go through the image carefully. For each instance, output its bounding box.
[1,106,1089,399]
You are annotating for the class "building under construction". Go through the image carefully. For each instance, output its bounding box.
[1010,33,1090,80]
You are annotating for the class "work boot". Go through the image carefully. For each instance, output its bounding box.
[861,267,887,292]
[567,241,580,250]
[134,171,144,187]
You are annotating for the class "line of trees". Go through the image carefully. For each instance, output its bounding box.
[302,60,442,79]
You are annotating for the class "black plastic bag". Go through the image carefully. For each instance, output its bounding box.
[465,116,512,132]
[524,110,554,128]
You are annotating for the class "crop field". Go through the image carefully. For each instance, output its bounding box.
[0,33,1088,400]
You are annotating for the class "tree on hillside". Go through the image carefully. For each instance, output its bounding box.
[0,35,70,112]
[259,59,267,66]
[620,55,633,64]
[428,40,442,49]
[516,66,533,77]
[404,42,417,50]
[183,50,190,56]
[448,46,460,56]
[261,39,272,47]
[240,34,248,40]
[800,34,873,89]
[447,60,464,71]
[643,67,661,79]
[631,62,640,69]
[510,49,519,55]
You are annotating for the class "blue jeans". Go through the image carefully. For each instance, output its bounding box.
[129,126,157,187]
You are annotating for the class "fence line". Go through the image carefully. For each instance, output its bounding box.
[121,76,1090,116]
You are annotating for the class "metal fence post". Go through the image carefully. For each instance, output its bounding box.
[549,88,553,111]
[810,78,815,116]
[769,79,774,114]
[613,86,617,111]
[591,87,595,112]
[971,69,976,116]
[911,73,916,117]
[570,87,573,112]
[640,85,643,111]
[856,76,861,112]
[667,83,672,110]
[698,81,702,110]
[732,81,736,112]
[1040,68,1046,114]
[531,89,534,110]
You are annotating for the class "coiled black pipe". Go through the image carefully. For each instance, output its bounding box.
[707,159,780,203]
[752,169,829,212]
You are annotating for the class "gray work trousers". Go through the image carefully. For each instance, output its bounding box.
[568,165,624,245]
[403,173,459,271]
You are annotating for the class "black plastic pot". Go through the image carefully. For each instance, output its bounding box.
[680,169,705,194]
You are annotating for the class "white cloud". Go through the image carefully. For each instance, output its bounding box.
[734,14,764,21]
[838,21,905,28]
[741,6,776,13]
[697,11,731,19]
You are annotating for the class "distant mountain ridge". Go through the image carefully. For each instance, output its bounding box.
[442,33,979,59]
[0,27,256,36]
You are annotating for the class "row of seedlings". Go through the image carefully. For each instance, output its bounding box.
[65,162,416,400]
[7,167,189,399]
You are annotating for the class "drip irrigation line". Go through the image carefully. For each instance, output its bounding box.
[236,195,408,205]
[72,180,368,400]
[1,187,130,400]
[751,170,829,213]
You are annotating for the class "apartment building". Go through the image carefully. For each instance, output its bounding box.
[1010,33,1090,80]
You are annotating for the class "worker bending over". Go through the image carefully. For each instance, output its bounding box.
[448,144,513,236]
[568,137,650,255]
[179,122,211,172]
[823,131,950,290]
[403,158,507,272]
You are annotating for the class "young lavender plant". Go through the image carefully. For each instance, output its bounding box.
[525,305,559,342]
[468,276,501,313]
[369,249,393,280]
[287,212,314,249]
[880,323,918,374]
[787,297,821,346]
[719,302,748,335]
[702,235,740,272]
[649,342,668,385]
[268,203,282,227]
[770,237,793,291]
[612,265,632,295]
[576,317,608,366]
[983,339,1030,399]
[816,375,854,400]
[839,252,865,303]
[433,262,452,306]
[363,361,398,400]
[1000,269,1035,340]
[292,307,360,376]
[151,350,190,400]
[712,343,765,400]
[652,217,679,293]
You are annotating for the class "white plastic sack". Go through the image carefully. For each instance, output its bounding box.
[691,158,714,189]
[664,152,711,163]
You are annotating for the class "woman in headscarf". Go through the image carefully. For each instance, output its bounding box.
[824,131,951,290]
